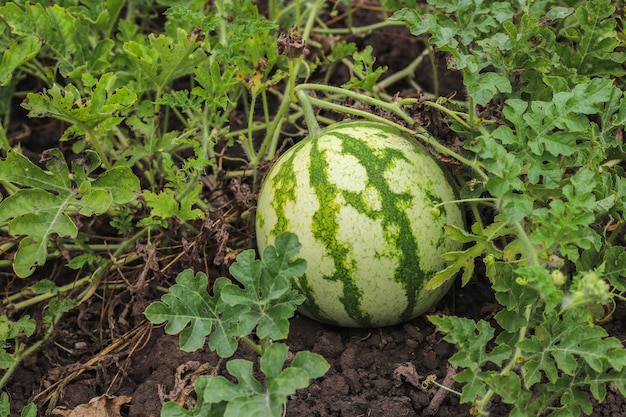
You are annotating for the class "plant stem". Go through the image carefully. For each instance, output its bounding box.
[4,227,151,309]
[373,48,429,94]
[427,45,439,98]
[0,120,10,151]
[0,323,56,391]
[432,197,497,210]
[294,87,489,180]
[84,126,111,170]
[253,0,325,164]
[513,221,540,267]
[297,83,414,125]
[313,20,405,35]
[296,90,321,136]
[240,336,262,355]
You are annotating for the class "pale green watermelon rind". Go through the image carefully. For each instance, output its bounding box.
[256,120,464,328]
[316,130,427,327]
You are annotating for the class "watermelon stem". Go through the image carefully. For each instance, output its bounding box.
[254,0,324,164]
[297,83,415,126]
[296,90,321,136]
[241,335,263,355]
[472,222,539,415]
[295,83,490,181]
[431,197,497,213]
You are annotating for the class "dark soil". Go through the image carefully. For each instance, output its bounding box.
[3,2,626,417]
[8,273,626,417]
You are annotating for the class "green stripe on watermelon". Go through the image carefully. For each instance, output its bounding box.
[256,120,465,328]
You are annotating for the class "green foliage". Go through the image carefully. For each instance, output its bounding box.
[431,266,626,417]
[0,294,76,405]
[0,2,115,81]
[162,343,328,417]
[0,394,36,417]
[21,72,137,167]
[123,27,209,92]
[146,233,328,417]
[0,150,139,277]
[145,232,306,356]
[393,0,625,105]
[392,0,626,415]
[0,315,36,369]
[343,46,386,92]
[22,72,137,139]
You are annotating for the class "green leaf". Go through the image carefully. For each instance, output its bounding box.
[222,241,305,340]
[586,370,626,402]
[30,279,59,294]
[484,371,524,405]
[0,351,15,369]
[75,185,113,216]
[0,392,8,417]
[466,72,512,105]
[123,27,209,90]
[145,234,307,356]
[0,315,37,369]
[19,403,37,417]
[0,149,139,276]
[187,343,327,417]
[597,246,626,291]
[429,316,511,372]
[0,35,41,86]
[142,186,203,222]
[342,46,386,92]
[0,150,69,194]
[192,60,239,111]
[454,369,488,404]
[44,298,78,328]
[0,3,112,78]
[22,73,136,133]
[147,271,238,356]
[519,332,560,386]
[428,219,511,289]
[290,350,331,380]
[552,325,615,374]
[573,0,624,77]
[262,232,307,279]
[262,344,329,408]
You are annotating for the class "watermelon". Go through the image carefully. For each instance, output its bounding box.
[255,120,464,328]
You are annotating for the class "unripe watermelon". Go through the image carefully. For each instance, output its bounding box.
[256,120,464,328]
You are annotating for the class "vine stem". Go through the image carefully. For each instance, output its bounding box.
[473,221,539,415]
[296,83,414,125]
[296,90,321,136]
[241,336,262,355]
[254,0,324,164]
[4,227,151,309]
[294,84,489,181]
[0,321,56,391]
[0,120,10,151]
[84,126,111,170]
[373,48,429,94]
[313,19,405,35]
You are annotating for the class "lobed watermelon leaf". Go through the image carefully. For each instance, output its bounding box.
[122,27,209,91]
[21,73,137,142]
[145,232,307,356]
[0,2,115,79]
[144,270,238,356]
[163,343,329,417]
